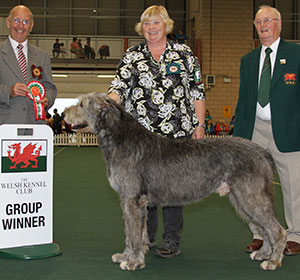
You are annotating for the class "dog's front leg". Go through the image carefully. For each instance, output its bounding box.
[112,197,147,271]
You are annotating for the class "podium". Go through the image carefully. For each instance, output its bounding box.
[0,125,61,259]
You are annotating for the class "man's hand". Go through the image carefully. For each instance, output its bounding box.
[37,97,49,107]
[10,83,29,97]
[11,83,49,107]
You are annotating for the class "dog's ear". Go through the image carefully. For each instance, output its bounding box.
[108,104,122,127]
[96,94,121,117]
[93,94,121,125]
[106,98,122,117]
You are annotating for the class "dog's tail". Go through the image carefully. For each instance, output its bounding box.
[264,149,276,177]
[262,149,277,211]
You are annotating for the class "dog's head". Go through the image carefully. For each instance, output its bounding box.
[64,92,121,133]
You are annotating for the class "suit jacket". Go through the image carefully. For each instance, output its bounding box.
[0,39,57,124]
[234,39,300,153]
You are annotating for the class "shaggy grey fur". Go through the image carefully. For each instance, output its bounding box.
[64,92,286,271]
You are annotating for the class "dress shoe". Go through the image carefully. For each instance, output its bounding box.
[284,241,300,256]
[245,239,263,253]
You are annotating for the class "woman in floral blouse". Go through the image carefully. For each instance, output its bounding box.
[108,5,205,259]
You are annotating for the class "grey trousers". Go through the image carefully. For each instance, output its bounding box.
[250,117,300,243]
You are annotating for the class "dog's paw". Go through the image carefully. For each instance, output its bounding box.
[260,260,282,270]
[112,253,127,263]
[120,260,145,271]
[250,250,271,261]
[250,251,259,260]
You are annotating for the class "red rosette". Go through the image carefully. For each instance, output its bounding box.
[31,65,43,80]
[26,81,46,120]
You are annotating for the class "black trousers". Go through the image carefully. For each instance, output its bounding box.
[147,206,183,244]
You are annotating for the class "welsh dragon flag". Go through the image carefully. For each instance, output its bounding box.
[1,140,47,173]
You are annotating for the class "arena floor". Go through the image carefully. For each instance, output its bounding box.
[1,146,299,280]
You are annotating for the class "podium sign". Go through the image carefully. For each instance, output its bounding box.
[0,125,53,249]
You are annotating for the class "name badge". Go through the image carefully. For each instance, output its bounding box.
[166,63,181,75]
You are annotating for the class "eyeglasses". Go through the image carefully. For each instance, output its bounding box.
[13,18,31,26]
[253,17,279,25]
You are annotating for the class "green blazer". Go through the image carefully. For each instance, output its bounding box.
[234,39,300,153]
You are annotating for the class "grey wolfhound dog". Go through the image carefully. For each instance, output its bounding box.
[64,92,286,271]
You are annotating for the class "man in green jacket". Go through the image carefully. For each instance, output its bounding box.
[234,5,300,255]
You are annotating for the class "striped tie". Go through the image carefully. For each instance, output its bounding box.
[17,44,27,81]
[258,47,272,107]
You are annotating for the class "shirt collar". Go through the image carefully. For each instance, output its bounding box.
[9,36,28,52]
[262,37,280,54]
[143,40,172,58]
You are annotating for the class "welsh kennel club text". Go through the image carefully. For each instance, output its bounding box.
[2,202,46,230]
[1,180,47,194]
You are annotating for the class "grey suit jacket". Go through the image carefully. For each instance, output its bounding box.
[0,38,57,124]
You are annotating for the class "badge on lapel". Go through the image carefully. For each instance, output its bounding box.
[284,73,296,85]
[280,59,286,65]
[31,65,43,80]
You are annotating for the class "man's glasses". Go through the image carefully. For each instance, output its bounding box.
[253,17,279,25]
[13,18,31,26]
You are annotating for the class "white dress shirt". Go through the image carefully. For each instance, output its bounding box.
[9,36,29,61]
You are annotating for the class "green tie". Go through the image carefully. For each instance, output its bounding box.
[258,47,272,107]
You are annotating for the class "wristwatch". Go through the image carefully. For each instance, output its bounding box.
[197,123,206,128]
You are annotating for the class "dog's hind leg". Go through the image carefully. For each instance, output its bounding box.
[248,222,272,260]
[228,179,286,270]
[112,196,148,271]
[234,200,274,260]
[228,192,272,255]
[245,182,286,270]
[256,218,286,270]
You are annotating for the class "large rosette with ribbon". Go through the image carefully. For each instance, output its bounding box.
[27,65,46,120]
[27,80,46,120]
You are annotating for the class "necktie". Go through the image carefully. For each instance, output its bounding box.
[17,44,27,81]
[258,47,272,107]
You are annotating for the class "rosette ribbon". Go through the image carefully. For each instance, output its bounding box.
[26,81,46,120]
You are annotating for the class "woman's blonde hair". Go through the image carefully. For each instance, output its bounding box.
[135,5,174,36]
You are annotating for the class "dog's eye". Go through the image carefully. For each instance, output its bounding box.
[79,102,83,107]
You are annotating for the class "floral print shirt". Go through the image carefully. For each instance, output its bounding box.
[108,40,205,138]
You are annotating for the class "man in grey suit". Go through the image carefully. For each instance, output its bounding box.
[0,5,57,124]
[234,5,300,255]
